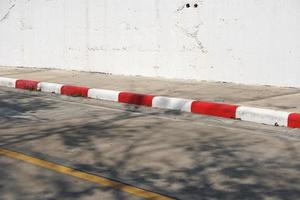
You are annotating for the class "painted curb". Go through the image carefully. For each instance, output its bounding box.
[0,77,299,128]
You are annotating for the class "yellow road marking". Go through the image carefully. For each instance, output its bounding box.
[0,148,174,200]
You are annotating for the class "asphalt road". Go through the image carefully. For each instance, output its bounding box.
[1,87,300,200]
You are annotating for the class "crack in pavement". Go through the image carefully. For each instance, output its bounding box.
[242,91,300,104]
[0,3,16,23]
[175,24,207,53]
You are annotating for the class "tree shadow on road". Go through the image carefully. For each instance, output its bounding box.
[1,89,300,199]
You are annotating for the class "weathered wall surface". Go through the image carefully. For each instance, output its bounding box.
[0,0,300,87]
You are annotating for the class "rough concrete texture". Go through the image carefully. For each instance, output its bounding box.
[1,66,300,112]
[0,157,141,200]
[0,0,300,87]
[1,87,300,199]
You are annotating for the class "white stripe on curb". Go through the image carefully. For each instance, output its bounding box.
[1,75,299,129]
[0,77,17,88]
[88,89,120,102]
[236,106,290,127]
[152,96,193,112]
[37,82,63,94]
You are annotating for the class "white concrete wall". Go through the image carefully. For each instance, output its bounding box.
[0,0,300,87]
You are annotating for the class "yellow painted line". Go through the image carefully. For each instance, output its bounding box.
[0,148,174,200]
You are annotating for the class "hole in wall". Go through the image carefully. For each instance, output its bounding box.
[186,3,190,8]
[194,3,198,8]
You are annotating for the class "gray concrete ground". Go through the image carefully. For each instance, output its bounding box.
[0,156,140,200]
[1,66,300,112]
[1,86,300,200]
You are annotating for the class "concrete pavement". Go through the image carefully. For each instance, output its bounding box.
[1,87,300,199]
[1,66,300,112]
[0,155,141,200]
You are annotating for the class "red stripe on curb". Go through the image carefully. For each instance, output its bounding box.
[288,113,300,128]
[191,101,238,118]
[118,92,154,107]
[15,80,39,90]
[61,85,89,97]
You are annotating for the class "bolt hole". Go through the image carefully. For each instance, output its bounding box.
[194,3,198,8]
[186,3,190,8]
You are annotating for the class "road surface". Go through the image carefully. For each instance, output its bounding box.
[1,87,300,200]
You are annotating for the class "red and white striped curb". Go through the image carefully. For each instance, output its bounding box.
[1,77,300,128]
